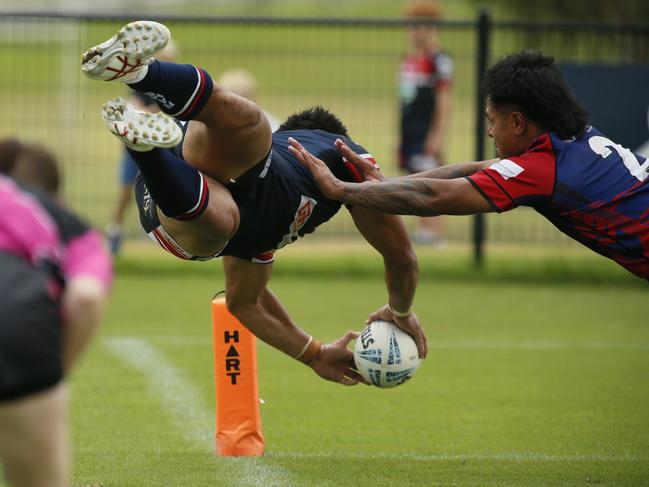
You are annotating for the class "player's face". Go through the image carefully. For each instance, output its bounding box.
[407,25,437,50]
[485,99,527,159]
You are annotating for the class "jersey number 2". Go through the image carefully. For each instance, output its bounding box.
[589,135,649,182]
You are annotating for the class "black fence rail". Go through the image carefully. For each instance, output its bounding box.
[0,12,647,257]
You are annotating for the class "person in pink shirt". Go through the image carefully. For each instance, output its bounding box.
[0,139,112,487]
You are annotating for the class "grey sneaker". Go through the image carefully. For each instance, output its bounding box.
[81,20,170,82]
[101,97,182,152]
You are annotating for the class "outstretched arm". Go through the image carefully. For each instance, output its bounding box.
[289,137,494,216]
[338,177,493,216]
[349,206,426,358]
[223,256,367,386]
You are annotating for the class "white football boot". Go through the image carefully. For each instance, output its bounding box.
[81,20,170,83]
[102,97,182,152]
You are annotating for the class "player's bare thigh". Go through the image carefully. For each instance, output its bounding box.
[182,86,272,184]
[0,383,69,487]
[157,174,240,257]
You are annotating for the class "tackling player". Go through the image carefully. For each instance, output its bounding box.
[291,51,649,282]
[81,21,426,387]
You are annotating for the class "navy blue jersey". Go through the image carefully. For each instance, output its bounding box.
[135,129,374,262]
[468,126,649,280]
[221,129,371,262]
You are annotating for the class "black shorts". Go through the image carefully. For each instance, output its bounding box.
[0,253,63,401]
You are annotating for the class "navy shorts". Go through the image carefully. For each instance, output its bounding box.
[0,253,63,401]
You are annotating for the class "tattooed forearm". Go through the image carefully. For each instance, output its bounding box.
[340,179,439,216]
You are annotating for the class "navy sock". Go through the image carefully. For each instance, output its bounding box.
[128,61,214,121]
[127,148,209,220]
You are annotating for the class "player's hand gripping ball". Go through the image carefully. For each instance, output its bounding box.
[354,320,421,388]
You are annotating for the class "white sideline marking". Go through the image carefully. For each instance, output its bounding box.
[146,335,649,352]
[269,450,648,463]
[103,337,293,487]
[104,336,213,446]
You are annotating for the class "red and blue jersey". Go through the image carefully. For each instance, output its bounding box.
[399,50,453,160]
[467,126,649,280]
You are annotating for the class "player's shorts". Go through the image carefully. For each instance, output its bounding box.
[119,150,140,186]
[0,252,63,402]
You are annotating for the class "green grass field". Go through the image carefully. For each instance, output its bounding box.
[58,244,649,487]
[1,4,648,485]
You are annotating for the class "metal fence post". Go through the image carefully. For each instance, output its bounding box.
[473,9,491,267]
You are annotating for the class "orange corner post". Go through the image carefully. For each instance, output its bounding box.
[211,296,264,456]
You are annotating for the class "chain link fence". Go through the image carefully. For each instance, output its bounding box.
[0,13,647,251]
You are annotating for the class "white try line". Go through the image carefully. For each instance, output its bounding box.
[103,336,294,487]
[145,335,649,353]
[268,450,649,463]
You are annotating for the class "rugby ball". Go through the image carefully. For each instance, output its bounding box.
[353,320,421,388]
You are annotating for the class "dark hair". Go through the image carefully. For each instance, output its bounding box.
[278,106,348,136]
[481,51,589,139]
[0,140,61,195]
[0,138,23,175]
[12,143,61,195]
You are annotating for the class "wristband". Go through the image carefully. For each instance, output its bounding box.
[389,304,412,318]
[295,336,322,365]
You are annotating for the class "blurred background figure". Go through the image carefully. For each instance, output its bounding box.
[218,68,281,132]
[398,0,453,247]
[0,139,62,197]
[105,39,179,256]
[0,137,111,487]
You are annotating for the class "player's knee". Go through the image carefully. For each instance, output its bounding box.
[194,203,238,242]
[224,298,248,321]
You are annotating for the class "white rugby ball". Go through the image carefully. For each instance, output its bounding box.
[353,320,421,388]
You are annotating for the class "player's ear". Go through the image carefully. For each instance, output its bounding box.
[511,111,527,136]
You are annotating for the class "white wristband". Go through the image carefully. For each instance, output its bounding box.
[389,304,412,318]
[294,336,313,360]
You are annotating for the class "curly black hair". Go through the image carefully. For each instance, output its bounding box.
[278,106,348,136]
[481,51,589,139]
